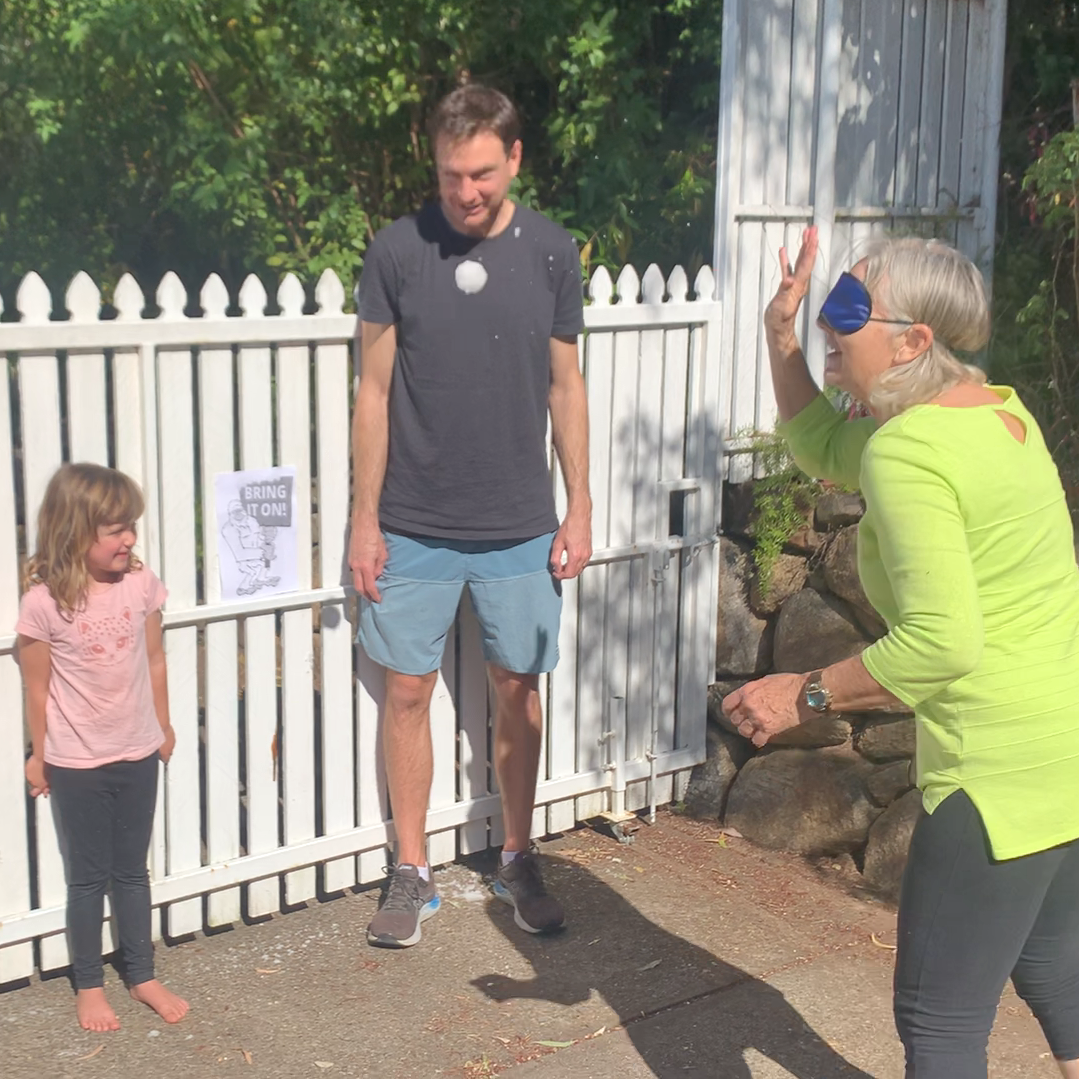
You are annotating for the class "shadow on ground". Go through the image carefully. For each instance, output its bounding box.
[470,853,875,1079]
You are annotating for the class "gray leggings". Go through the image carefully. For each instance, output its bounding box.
[894,789,1079,1078]
[49,752,159,990]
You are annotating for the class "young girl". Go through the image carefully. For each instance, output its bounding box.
[16,463,189,1033]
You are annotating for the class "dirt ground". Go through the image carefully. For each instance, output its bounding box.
[0,811,1060,1079]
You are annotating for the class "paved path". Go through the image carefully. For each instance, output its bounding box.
[1,813,1058,1078]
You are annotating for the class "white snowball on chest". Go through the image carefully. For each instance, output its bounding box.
[454,259,489,295]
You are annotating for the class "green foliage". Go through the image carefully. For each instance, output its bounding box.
[1013,129,1079,508]
[739,429,822,597]
[990,0,1079,518]
[0,0,722,305]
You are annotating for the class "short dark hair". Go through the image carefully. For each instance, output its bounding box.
[429,84,521,154]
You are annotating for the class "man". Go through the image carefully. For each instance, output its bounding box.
[349,84,592,949]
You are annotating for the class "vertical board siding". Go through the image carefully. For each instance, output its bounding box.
[714,0,1005,466]
[314,335,356,894]
[19,335,71,971]
[0,356,33,981]
[156,308,203,939]
[278,337,317,906]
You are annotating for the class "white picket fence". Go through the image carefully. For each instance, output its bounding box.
[0,262,723,981]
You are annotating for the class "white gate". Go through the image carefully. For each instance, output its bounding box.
[714,0,1008,479]
[0,262,721,979]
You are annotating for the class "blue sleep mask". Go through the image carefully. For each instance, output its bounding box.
[818,272,912,335]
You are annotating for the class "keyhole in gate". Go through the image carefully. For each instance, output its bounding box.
[668,490,687,537]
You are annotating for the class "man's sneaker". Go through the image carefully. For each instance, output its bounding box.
[366,865,440,948]
[492,852,565,933]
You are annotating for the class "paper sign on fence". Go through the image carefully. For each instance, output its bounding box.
[214,467,298,601]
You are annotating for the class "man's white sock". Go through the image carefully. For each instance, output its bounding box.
[500,850,519,867]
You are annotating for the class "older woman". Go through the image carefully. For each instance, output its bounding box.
[723,228,1079,1079]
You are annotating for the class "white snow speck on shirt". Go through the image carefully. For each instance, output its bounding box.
[455,260,488,294]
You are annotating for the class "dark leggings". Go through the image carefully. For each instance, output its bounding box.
[894,789,1079,1078]
[49,752,159,989]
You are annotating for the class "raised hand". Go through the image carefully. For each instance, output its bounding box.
[763,226,819,346]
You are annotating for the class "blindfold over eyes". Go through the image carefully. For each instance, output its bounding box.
[818,272,912,335]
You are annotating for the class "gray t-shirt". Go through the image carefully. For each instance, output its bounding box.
[358,202,584,539]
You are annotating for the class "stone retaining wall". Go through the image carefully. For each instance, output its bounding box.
[692,483,1079,900]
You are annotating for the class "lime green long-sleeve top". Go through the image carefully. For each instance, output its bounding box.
[777,387,1079,860]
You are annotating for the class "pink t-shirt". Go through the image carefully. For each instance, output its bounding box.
[16,568,167,768]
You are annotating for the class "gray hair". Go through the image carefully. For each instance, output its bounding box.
[861,237,990,419]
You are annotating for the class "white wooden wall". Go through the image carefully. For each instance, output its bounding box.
[0,264,721,979]
[714,0,1008,478]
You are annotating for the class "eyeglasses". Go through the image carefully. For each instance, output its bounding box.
[818,272,913,335]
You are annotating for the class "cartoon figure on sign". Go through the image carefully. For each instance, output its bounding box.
[260,525,277,569]
[220,500,281,596]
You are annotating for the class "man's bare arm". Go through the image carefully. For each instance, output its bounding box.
[349,320,396,602]
[548,333,592,580]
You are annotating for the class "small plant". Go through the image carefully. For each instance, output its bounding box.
[734,427,824,597]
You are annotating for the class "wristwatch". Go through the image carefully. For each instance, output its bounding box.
[803,670,833,714]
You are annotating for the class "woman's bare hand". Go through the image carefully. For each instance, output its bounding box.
[763,226,819,346]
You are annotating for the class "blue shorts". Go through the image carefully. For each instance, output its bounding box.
[357,531,562,676]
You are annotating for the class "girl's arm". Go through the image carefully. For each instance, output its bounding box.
[145,611,175,764]
[17,635,52,797]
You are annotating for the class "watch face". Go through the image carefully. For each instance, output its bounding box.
[806,687,828,711]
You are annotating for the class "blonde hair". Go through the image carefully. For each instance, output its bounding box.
[861,237,990,419]
[24,463,145,614]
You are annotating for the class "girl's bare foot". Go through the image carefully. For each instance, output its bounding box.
[129,979,189,1023]
[76,987,121,1032]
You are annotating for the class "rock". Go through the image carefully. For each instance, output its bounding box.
[820,527,887,638]
[853,715,916,762]
[809,851,861,880]
[722,483,756,540]
[772,588,872,673]
[715,538,773,676]
[821,525,858,588]
[849,605,888,641]
[684,724,753,819]
[862,789,923,900]
[866,759,915,806]
[786,525,826,555]
[749,553,808,615]
[814,490,865,530]
[725,747,880,856]
[707,680,750,736]
[804,562,829,596]
[769,716,852,749]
